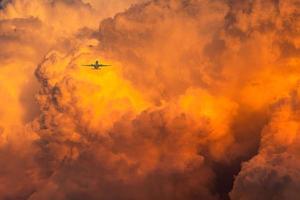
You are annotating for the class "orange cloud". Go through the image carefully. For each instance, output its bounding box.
[1,0,300,200]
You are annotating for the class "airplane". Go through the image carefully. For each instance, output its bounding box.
[82,60,111,70]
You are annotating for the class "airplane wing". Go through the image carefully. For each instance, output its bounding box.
[82,64,95,67]
[100,64,112,67]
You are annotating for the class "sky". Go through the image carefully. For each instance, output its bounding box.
[0,0,300,200]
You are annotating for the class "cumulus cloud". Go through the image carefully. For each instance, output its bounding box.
[230,89,300,200]
[0,0,144,199]
[1,0,300,199]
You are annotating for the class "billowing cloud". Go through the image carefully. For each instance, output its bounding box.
[0,0,144,199]
[230,89,300,200]
[1,0,300,200]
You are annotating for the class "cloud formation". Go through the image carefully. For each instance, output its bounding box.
[230,89,300,200]
[0,0,143,199]
[1,0,300,200]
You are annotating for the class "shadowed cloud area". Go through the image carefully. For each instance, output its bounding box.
[0,0,300,200]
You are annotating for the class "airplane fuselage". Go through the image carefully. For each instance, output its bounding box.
[94,61,101,69]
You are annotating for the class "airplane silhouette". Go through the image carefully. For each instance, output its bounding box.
[82,60,111,70]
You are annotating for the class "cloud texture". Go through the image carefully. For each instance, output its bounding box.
[1,0,300,199]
